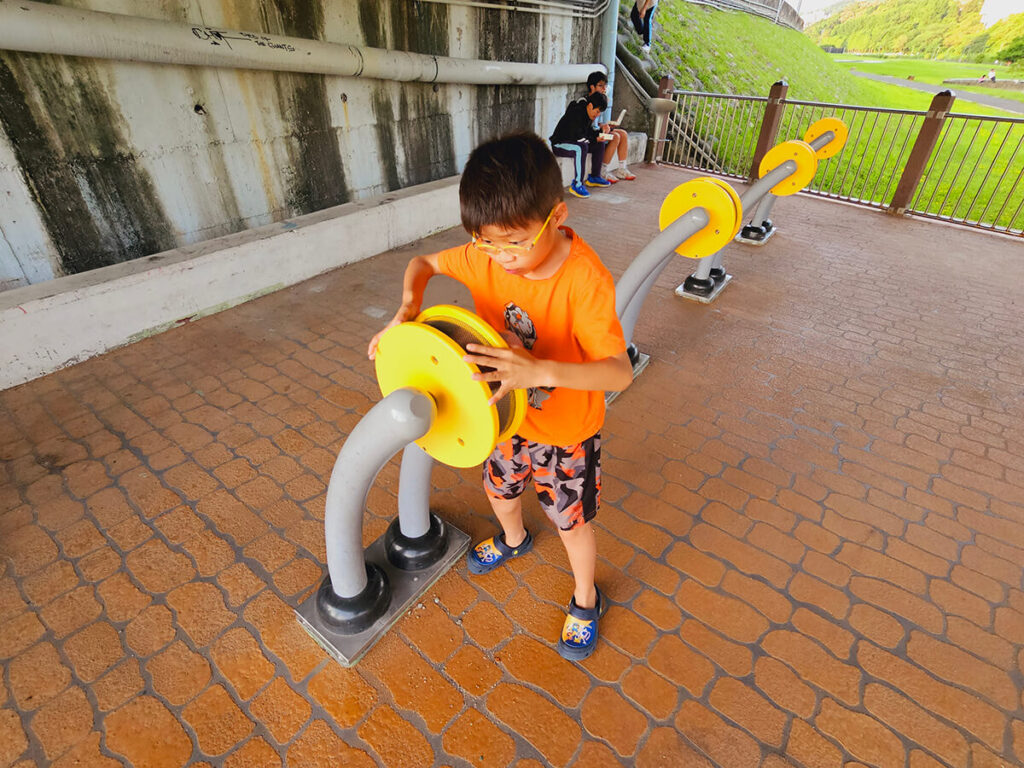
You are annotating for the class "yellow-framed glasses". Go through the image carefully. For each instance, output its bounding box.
[472,207,556,256]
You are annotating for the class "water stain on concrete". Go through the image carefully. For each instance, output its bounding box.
[262,0,350,212]
[475,9,538,143]
[0,52,176,277]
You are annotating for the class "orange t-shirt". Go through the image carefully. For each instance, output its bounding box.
[436,227,626,447]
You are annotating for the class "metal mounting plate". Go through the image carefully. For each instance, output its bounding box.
[735,228,777,246]
[606,351,650,405]
[295,522,470,667]
[675,274,733,304]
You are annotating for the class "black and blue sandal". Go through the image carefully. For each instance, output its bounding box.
[466,530,533,575]
[557,587,606,661]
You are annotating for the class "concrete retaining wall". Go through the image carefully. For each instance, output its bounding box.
[0,0,605,292]
[0,176,459,390]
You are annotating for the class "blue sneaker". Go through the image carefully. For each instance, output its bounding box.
[569,180,590,198]
[585,175,612,187]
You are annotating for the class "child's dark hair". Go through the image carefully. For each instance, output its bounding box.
[587,92,608,110]
[587,70,608,88]
[460,132,563,234]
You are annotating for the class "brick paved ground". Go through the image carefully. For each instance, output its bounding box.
[2,165,1023,767]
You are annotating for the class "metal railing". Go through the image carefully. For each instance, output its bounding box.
[910,114,1024,231]
[686,0,804,31]
[662,83,1024,237]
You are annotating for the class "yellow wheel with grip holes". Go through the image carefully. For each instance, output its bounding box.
[759,140,818,196]
[703,177,744,238]
[374,305,526,467]
[803,117,848,160]
[658,178,742,259]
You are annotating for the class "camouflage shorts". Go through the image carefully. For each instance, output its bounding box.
[483,433,601,531]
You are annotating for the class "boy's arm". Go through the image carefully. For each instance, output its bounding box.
[541,352,633,392]
[463,345,633,405]
[367,251,442,359]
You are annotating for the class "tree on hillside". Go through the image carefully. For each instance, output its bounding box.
[998,35,1024,65]
[806,0,999,57]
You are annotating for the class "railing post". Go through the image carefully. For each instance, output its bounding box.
[652,76,675,163]
[748,80,788,180]
[886,90,956,216]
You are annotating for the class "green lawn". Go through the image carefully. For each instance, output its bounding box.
[636,4,1023,231]
[957,85,1024,105]
[831,55,1024,108]
[830,55,1019,86]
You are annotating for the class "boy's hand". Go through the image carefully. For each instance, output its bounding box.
[600,123,611,133]
[367,303,418,360]
[463,343,546,406]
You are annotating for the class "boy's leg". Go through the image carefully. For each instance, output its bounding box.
[530,434,604,659]
[586,140,603,178]
[630,2,644,35]
[552,143,584,183]
[615,129,629,161]
[558,523,597,609]
[468,437,534,573]
[601,131,621,166]
[488,494,527,548]
[610,129,636,180]
[530,434,601,606]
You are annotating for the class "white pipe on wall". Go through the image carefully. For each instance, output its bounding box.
[417,0,613,19]
[0,0,602,85]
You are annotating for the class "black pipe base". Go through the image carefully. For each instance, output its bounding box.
[314,564,390,634]
[607,346,650,405]
[626,343,641,368]
[736,219,776,246]
[384,513,448,571]
[709,266,727,283]
[295,522,469,666]
[682,275,716,296]
[675,273,733,304]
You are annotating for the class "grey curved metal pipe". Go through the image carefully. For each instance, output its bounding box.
[615,209,710,345]
[739,159,798,211]
[397,443,435,539]
[323,388,435,598]
[741,131,834,224]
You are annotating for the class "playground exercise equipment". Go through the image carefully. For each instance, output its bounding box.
[737,117,848,245]
[296,305,526,666]
[675,117,848,303]
[298,119,850,659]
[612,117,847,382]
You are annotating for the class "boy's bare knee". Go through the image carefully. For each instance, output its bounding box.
[558,521,593,539]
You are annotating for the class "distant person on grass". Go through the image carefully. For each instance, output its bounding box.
[368,132,632,661]
[584,71,637,183]
[550,91,612,199]
[631,0,658,54]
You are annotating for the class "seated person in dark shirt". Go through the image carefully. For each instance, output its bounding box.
[549,92,611,199]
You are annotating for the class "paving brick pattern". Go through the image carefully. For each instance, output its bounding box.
[2,166,1023,766]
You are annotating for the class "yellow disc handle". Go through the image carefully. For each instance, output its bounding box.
[374,306,528,467]
[375,322,497,468]
[703,177,744,238]
[414,304,527,444]
[758,140,818,196]
[658,178,742,259]
[803,117,848,160]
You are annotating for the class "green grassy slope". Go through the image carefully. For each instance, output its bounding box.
[618,2,1022,229]
[623,1,1016,115]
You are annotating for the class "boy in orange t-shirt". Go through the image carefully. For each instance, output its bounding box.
[369,132,632,661]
